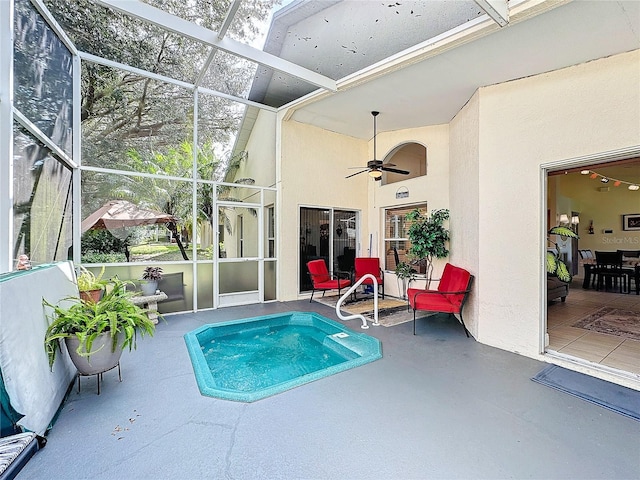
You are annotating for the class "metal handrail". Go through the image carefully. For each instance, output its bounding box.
[335,273,380,329]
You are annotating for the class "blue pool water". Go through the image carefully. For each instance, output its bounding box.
[184,311,382,402]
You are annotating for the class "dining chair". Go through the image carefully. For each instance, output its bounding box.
[595,251,627,293]
[578,249,596,288]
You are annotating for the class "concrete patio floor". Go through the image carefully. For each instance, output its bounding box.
[17,300,640,479]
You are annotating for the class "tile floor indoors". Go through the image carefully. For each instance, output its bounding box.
[547,277,640,375]
[17,300,640,480]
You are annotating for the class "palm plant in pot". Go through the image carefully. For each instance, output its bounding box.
[547,225,579,282]
[140,266,163,296]
[43,277,155,375]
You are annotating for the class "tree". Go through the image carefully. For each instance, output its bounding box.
[405,209,450,287]
[40,0,277,261]
[43,0,279,169]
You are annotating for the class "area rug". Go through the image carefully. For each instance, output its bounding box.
[532,365,640,421]
[572,307,640,341]
[313,295,414,327]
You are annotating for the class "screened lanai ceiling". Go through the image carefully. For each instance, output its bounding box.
[255,0,640,140]
[42,0,639,145]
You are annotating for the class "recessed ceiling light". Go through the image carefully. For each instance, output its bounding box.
[629,185,639,191]
[580,170,590,175]
[601,177,609,183]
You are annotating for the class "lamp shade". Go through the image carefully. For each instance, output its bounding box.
[558,214,569,224]
[571,215,580,225]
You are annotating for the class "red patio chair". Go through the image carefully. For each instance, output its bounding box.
[306,259,352,302]
[353,257,384,299]
[407,263,474,337]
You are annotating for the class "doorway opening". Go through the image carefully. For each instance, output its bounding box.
[299,207,359,293]
[545,156,640,378]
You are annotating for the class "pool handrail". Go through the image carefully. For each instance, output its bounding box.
[335,273,380,329]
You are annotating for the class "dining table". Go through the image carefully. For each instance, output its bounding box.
[581,258,640,294]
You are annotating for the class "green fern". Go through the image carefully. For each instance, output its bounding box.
[43,277,156,369]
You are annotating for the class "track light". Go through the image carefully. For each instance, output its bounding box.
[582,169,639,190]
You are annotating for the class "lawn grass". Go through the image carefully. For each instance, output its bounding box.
[130,243,213,261]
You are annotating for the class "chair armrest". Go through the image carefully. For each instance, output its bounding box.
[411,288,471,303]
[436,289,472,295]
[334,270,351,280]
[412,288,470,296]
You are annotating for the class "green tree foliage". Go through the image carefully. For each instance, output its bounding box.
[42,0,275,256]
[43,0,278,173]
[405,209,450,287]
[81,229,129,255]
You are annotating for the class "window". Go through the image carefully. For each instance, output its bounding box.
[382,142,426,185]
[384,204,427,271]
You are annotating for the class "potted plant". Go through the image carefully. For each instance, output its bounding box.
[140,266,163,296]
[76,266,109,303]
[44,277,155,375]
[405,208,450,288]
[547,225,579,282]
[395,261,416,299]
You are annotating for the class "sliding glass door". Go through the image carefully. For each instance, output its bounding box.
[299,207,358,292]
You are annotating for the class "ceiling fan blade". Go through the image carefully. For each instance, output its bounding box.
[345,169,368,179]
[347,166,367,169]
[382,162,396,167]
[381,166,410,175]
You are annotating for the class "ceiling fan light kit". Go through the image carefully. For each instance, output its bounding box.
[346,111,410,180]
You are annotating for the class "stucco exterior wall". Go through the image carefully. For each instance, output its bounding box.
[372,124,450,296]
[449,92,480,337]
[238,109,277,187]
[272,49,639,388]
[476,50,640,359]
[278,120,368,300]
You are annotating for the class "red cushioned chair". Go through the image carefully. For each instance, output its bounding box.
[407,263,474,337]
[353,257,384,299]
[306,259,352,302]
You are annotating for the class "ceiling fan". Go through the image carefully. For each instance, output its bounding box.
[346,111,410,180]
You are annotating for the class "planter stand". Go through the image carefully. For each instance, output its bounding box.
[66,332,125,395]
[130,291,168,324]
[77,362,122,395]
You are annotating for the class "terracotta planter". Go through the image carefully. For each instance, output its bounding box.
[79,289,102,303]
[65,332,124,376]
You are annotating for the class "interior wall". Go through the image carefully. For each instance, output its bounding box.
[278,120,368,300]
[477,49,640,370]
[449,91,480,337]
[552,171,640,253]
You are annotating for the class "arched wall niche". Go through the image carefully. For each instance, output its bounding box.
[382,142,427,184]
